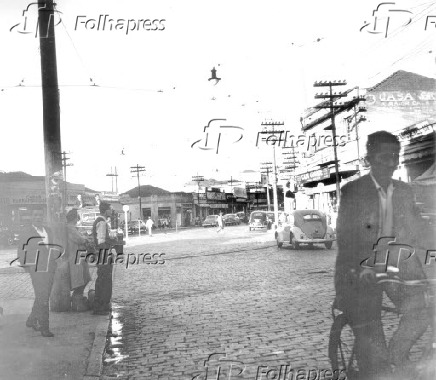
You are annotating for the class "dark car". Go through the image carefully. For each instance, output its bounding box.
[223,214,240,226]
[236,212,248,223]
[248,211,268,231]
[128,220,147,234]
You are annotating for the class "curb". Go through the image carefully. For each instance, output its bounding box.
[83,314,111,379]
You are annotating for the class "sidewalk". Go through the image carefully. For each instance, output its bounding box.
[0,266,110,380]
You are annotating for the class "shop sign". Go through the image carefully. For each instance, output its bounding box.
[297,167,330,184]
[397,122,434,141]
[365,91,436,108]
[100,191,120,202]
[206,191,226,201]
[0,193,47,205]
[233,187,247,199]
[209,204,228,209]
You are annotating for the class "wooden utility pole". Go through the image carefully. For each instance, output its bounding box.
[106,166,119,193]
[261,121,283,227]
[130,165,146,220]
[261,163,272,211]
[192,175,204,220]
[60,151,72,209]
[38,0,71,312]
[314,81,347,205]
[39,0,62,224]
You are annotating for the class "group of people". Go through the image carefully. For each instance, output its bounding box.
[334,131,433,379]
[17,201,117,337]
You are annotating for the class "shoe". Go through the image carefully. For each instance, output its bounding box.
[26,318,40,331]
[40,329,54,337]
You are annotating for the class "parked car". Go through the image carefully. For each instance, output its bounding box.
[236,212,248,224]
[223,214,240,226]
[248,211,269,231]
[275,209,336,250]
[203,215,219,227]
[128,220,148,234]
[77,207,100,237]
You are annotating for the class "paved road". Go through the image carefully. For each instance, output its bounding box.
[101,225,340,379]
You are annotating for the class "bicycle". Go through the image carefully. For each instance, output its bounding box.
[328,273,436,380]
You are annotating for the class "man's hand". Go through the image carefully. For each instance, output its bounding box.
[359,268,377,283]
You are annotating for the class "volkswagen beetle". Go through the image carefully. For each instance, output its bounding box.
[275,209,336,249]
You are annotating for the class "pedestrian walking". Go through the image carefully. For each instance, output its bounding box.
[216,212,224,233]
[145,216,154,237]
[92,202,116,315]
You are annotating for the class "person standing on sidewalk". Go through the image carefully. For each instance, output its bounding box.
[65,209,91,312]
[92,202,116,315]
[18,210,58,337]
[145,216,154,237]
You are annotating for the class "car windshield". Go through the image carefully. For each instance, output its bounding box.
[250,212,266,221]
[303,214,322,221]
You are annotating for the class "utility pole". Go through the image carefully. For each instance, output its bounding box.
[39,0,62,224]
[60,151,72,209]
[130,165,145,220]
[227,176,234,213]
[192,175,204,221]
[260,162,272,211]
[345,91,367,173]
[313,80,348,205]
[106,166,119,193]
[261,121,283,227]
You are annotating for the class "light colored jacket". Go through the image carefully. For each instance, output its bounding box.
[66,224,91,290]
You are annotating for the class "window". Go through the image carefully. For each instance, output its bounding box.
[303,214,322,221]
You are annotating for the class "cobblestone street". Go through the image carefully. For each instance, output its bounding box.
[101,226,339,379]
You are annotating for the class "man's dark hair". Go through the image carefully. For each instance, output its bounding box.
[66,208,78,223]
[366,131,400,159]
[99,201,111,215]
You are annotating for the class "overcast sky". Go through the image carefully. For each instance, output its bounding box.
[1,0,435,192]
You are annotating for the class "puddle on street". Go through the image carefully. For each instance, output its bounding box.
[103,303,129,366]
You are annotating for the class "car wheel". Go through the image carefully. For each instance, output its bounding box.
[291,236,300,250]
[325,241,333,249]
[277,240,283,249]
[249,227,252,231]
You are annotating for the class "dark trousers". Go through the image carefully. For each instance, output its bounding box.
[347,285,390,380]
[28,270,55,330]
[346,283,430,379]
[94,260,113,311]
